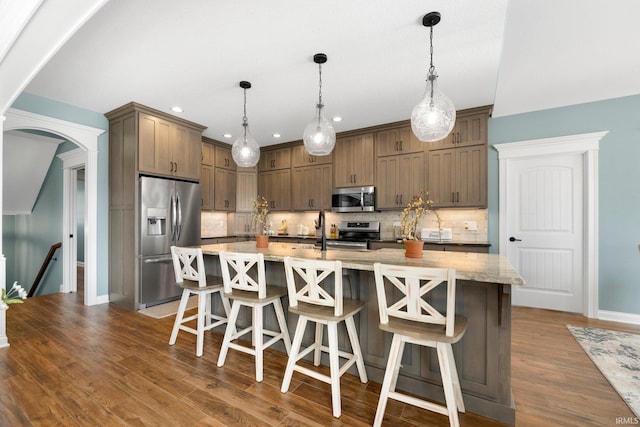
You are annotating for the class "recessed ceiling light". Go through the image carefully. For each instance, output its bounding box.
[273,133,281,138]
[332,116,342,122]
[171,106,183,113]
[223,133,232,138]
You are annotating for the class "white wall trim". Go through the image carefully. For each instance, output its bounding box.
[4,108,104,306]
[495,131,608,318]
[599,310,640,326]
[58,149,85,295]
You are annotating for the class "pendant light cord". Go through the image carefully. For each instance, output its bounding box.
[429,24,435,76]
[317,62,323,108]
[428,23,437,103]
[242,88,248,143]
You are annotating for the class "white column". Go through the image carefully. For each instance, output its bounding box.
[0,114,8,348]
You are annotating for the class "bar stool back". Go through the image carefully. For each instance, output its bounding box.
[281,256,368,418]
[217,251,291,382]
[169,246,231,357]
[373,263,467,427]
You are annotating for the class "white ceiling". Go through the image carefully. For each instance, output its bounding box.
[21,0,640,146]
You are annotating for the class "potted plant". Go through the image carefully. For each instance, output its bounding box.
[252,196,271,248]
[400,192,437,258]
[1,281,27,348]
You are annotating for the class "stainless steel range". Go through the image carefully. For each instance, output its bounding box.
[325,220,380,249]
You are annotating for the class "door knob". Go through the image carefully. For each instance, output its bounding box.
[509,236,522,242]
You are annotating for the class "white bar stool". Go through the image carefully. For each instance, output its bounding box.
[169,246,231,357]
[217,251,291,382]
[372,263,467,427]
[281,256,368,418]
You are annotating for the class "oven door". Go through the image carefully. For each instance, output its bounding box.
[324,240,368,250]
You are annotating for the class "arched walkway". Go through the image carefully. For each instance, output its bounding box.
[3,108,105,306]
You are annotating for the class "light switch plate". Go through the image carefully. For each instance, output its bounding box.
[464,221,478,231]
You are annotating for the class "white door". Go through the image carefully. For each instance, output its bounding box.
[505,154,584,312]
[496,132,605,318]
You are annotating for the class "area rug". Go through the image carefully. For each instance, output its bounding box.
[138,296,198,319]
[567,324,640,417]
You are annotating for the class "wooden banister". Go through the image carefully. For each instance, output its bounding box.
[28,242,62,298]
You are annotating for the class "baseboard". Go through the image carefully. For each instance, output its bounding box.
[91,294,110,306]
[598,310,640,325]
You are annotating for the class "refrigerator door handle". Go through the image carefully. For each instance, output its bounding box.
[171,193,177,242]
[143,256,173,264]
[176,192,183,241]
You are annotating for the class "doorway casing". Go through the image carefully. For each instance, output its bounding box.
[3,108,105,306]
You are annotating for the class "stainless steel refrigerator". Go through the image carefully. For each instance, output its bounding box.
[139,176,201,307]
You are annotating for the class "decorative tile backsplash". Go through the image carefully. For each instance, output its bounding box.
[204,208,488,242]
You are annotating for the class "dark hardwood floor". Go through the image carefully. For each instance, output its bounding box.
[1,282,638,426]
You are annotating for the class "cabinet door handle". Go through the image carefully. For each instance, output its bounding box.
[169,161,174,172]
[395,141,398,151]
[399,140,403,151]
[456,192,460,203]
[399,194,403,205]
[174,162,177,173]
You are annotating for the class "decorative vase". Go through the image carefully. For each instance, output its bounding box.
[0,306,9,349]
[404,240,424,258]
[255,234,269,248]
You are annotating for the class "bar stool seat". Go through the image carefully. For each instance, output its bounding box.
[217,251,291,383]
[281,256,368,418]
[373,263,467,427]
[169,246,231,357]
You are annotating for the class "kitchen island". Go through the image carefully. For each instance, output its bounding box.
[200,241,523,425]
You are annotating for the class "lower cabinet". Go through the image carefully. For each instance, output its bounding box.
[368,241,489,253]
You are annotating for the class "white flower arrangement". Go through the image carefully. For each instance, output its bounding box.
[1,281,27,310]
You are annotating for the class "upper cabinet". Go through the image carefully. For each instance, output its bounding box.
[426,106,491,208]
[138,112,202,180]
[334,133,375,187]
[236,167,258,212]
[375,126,426,210]
[291,143,333,167]
[107,102,206,183]
[215,144,236,170]
[258,147,291,170]
[375,126,423,156]
[212,143,237,212]
[428,106,490,151]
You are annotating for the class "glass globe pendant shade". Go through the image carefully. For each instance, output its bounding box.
[232,124,260,167]
[303,104,336,156]
[411,74,456,142]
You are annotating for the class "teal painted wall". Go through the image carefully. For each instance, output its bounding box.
[3,141,76,295]
[489,94,640,315]
[8,92,109,297]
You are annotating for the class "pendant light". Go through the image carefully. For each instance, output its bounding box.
[303,53,336,156]
[231,81,260,167]
[411,12,456,142]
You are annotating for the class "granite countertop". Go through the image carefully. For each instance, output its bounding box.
[200,241,523,286]
[202,235,490,247]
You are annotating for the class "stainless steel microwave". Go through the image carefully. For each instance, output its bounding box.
[331,186,376,212]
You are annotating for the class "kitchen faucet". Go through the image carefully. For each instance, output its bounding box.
[315,209,327,251]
